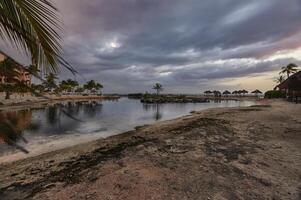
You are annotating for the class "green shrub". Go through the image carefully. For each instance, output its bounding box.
[264,90,286,99]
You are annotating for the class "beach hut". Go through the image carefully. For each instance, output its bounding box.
[275,71,301,102]
[241,89,248,96]
[203,90,213,96]
[222,90,231,97]
[213,90,221,97]
[251,89,262,97]
[232,90,239,96]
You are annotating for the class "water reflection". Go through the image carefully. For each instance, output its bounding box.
[47,106,59,125]
[83,101,102,118]
[0,101,105,153]
[213,99,222,103]
[0,110,32,153]
[143,103,163,121]
[0,98,257,159]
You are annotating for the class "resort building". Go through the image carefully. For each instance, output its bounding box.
[276,71,301,101]
[0,53,31,86]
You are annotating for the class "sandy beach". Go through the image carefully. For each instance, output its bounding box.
[0,100,300,200]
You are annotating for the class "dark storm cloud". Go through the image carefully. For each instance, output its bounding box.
[53,0,301,92]
[2,0,301,93]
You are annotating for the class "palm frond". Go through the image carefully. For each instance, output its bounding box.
[0,0,75,74]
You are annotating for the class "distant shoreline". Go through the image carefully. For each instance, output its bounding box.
[140,95,261,103]
[0,95,260,111]
[0,95,120,111]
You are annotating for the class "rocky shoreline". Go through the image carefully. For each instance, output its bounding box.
[0,100,300,200]
[139,94,259,104]
[141,95,210,103]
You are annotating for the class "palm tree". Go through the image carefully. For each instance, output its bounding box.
[280,63,298,78]
[152,83,163,95]
[44,73,58,92]
[65,79,79,92]
[275,75,286,84]
[59,79,78,94]
[27,65,40,77]
[0,84,14,99]
[84,80,103,95]
[0,0,72,73]
[58,81,70,94]
[0,57,20,99]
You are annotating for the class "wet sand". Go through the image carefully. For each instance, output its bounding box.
[0,100,300,200]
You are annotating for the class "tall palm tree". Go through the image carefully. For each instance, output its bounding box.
[280,63,298,78]
[0,57,20,99]
[152,83,163,95]
[84,80,103,94]
[59,79,78,94]
[58,80,70,94]
[275,75,286,84]
[44,73,57,92]
[0,0,73,73]
[65,79,79,92]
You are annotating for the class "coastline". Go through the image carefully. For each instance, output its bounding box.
[0,100,300,199]
[0,95,120,111]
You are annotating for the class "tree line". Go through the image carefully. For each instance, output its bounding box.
[32,73,103,95]
[0,57,103,99]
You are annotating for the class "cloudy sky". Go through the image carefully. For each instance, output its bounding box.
[2,0,301,93]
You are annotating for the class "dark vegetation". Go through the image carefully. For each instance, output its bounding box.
[264,90,286,99]
[141,94,209,103]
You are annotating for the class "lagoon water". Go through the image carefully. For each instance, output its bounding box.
[0,98,256,162]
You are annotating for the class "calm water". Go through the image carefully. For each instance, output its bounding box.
[0,98,256,162]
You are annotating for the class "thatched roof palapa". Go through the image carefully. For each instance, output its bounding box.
[251,89,262,94]
[223,90,231,95]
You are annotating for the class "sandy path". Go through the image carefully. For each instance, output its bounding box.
[0,100,300,200]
